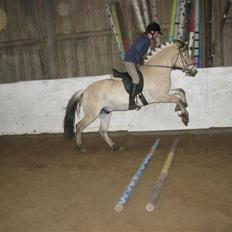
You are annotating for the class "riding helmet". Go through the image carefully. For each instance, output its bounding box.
[145,22,162,35]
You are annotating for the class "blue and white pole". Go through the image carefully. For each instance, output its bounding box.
[114,138,160,213]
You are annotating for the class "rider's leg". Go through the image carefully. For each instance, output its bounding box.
[124,61,140,110]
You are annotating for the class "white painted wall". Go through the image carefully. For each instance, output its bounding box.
[0,67,231,135]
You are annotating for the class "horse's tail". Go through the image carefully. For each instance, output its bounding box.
[64,90,84,139]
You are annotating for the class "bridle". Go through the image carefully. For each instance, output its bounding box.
[174,48,196,75]
[144,47,196,75]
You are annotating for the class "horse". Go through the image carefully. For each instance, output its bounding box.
[64,40,197,153]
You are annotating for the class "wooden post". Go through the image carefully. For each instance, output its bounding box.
[44,0,58,78]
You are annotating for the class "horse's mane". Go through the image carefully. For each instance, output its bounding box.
[144,41,174,64]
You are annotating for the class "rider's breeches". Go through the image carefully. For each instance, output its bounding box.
[124,61,140,84]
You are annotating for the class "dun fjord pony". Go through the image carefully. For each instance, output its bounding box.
[64,40,197,153]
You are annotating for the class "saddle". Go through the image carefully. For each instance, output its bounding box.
[112,68,148,106]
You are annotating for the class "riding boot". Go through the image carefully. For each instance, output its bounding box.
[129,83,140,110]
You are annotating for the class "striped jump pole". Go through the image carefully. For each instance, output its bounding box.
[141,0,150,26]
[105,3,125,60]
[169,0,178,42]
[114,138,160,213]
[177,0,187,41]
[131,0,145,33]
[145,138,179,212]
[174,0,181,40]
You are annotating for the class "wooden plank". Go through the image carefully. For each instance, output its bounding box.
[11,48,19,82]
[82,0,108,31]
[8,47,17,82]
[70,0,84,33]
[26,0,46,75]
[28,47,42,80]
[43,0,58,79]
[223,20,232,65]
[212,0,224,66]
[55,0,71,34]
[0,39,37,49]
[65,40,75,77]
[57,41,66,78]
[0,30,112,49]
[0,50,7,83]
[57,29,112,40]
[73,39,86,76]
[0,0,8,42]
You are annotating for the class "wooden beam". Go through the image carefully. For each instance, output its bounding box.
[0,39,37,49]
[57,29,112,41]
[0,30,113,49]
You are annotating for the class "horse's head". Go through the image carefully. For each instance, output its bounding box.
[173,40,198,77]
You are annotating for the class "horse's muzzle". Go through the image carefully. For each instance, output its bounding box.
[186,67,198,77]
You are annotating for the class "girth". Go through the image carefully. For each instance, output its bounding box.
[112,68,148,106]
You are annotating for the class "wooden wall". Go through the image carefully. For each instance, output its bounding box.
[212,0,232,66]
[0,0,231,84]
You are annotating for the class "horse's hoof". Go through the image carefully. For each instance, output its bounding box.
[182,117,189,126]
[75,145,87,154]
[118,146,124,151]
[175,104,181,112]
[80,147,87,154]
[112,144,123,151]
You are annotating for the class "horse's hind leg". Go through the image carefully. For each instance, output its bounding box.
[99,110,123,151]
[76,114,97,153]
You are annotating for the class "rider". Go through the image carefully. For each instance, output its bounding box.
[124,22,162,110]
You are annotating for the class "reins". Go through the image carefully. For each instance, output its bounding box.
[143,48,194,72]
[143,64,183,70]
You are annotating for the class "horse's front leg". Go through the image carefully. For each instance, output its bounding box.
[177,104,189,126]
[169,88,188,111]
[158,94,189,126]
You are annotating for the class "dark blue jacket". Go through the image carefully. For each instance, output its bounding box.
[124,35,151,64]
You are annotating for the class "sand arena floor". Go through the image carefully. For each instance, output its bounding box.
[0,130,232,232]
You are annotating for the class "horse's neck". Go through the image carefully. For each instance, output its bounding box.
[141,46,177,95]
[147,46,176,67]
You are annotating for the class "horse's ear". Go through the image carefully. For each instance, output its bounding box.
[174,39,185,49]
